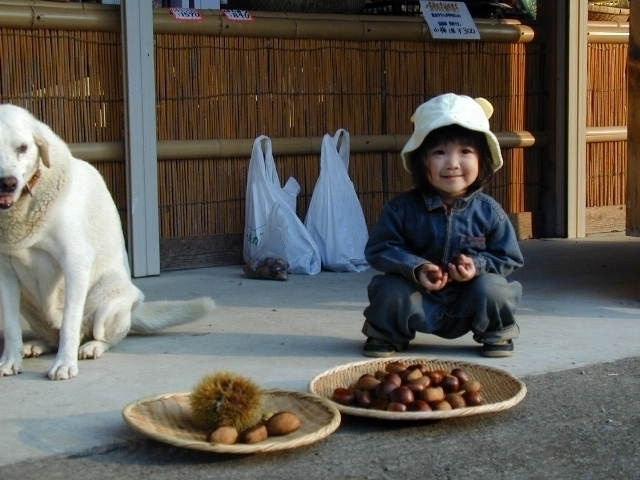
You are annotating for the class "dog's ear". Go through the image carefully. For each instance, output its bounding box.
[33,131,51,168]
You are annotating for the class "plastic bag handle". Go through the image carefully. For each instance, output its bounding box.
[320,129,350,173]
[333,128,350,170]
[253,135,280,186]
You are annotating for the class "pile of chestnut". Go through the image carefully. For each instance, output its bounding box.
[331,360,485,412]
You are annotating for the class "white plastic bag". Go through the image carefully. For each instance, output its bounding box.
[304,129,369,272]
[243,135,321,275]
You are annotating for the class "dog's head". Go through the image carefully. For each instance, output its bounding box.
[0,104,53,210]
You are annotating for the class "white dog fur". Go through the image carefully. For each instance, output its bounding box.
[0,104,215,380]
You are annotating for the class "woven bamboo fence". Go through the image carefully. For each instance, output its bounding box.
[586,41,628,207]
[0,18,550,268]
[0,5,628,268]
[585,38,628,233]
[153,33,544,265]
[0,26,128,232]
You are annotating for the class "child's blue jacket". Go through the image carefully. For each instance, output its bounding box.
[365,188,524,283]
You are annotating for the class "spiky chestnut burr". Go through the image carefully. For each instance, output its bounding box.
[190,371,263,432]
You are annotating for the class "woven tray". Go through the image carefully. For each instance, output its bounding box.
[309,357,526,420]
[122,389,341,454]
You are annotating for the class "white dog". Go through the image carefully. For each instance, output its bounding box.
[0,104,215,380]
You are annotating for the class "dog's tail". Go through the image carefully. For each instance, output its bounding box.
[129,297,216,334]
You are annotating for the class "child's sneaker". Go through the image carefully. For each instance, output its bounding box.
[481,339,514,357]
[362,337,396,358]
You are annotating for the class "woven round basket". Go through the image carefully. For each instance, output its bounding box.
[588,5,629,22]
[226,1,368,14]
[122,389,341,453]
[309,357,527,420]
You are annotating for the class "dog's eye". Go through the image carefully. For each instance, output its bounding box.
[16,143,28,154]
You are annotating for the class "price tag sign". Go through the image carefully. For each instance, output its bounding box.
[419,1,480,40]
[169,8,203,21]
[222,9,253,21]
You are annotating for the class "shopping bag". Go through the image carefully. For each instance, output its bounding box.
[304,129,369,272]
[243,135,321,275]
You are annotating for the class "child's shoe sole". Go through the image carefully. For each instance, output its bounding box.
[481,340,514,358]
[362,338,396,358]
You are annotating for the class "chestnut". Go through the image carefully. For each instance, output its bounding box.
[332,387,355,405]
[355,389,373,408]
[463,390,485,406]
[387,402,408,412]
[406,380,426,393]
[241,424,268,444]
[408,400,432,412]
[425,370,444,386]
[445,393,466,409]
[420,386,445,403]
[376,379,398,398]
[370,397,389,410]
[450,367,471,384]
[427,269,442,283]
[329,363,488,413]
[409,375,431,388]
[432,400,453,411]
[384,372,402,387]
[440,374,460,393]
[385,360,408,373]
[389,386,414,405]
[461,379,482,393]
[402,367,424,383]
[208,425,239,445]
[355,373,380,391]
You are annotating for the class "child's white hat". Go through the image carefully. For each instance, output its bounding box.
[400,93,503,173]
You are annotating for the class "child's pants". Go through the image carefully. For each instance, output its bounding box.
[361,272,522,350]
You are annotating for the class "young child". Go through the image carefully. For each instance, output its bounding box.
[361,93,524,358]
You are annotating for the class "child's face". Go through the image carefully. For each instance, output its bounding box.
[423,140,480,200]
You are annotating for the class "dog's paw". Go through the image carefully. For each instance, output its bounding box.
[46,359,79,380]
[0,357,23,376]
[78,340,110,360]
[22,341,51,358]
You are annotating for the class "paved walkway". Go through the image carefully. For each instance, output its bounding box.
[0,233,639,472]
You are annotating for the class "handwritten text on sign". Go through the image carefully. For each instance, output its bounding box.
[419,1,480,40]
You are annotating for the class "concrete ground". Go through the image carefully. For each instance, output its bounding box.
[0,233,638,477]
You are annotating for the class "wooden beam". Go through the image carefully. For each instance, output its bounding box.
[627,3,640,235]
[566,0,588,238]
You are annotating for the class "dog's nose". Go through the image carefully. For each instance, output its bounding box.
[0,176,18,193]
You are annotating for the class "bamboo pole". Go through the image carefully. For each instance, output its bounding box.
[69,130,543,162]
[0,3,120,31]
[0,2,535,43]
[585,126,627,142]
[0,11,575,44]
[587,25,629,44]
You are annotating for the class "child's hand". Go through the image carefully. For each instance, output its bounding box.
[447,254,476,282]
[417,263,449,291]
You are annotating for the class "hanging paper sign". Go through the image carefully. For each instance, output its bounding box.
[169,8,203,21]
[419,1,480,40]
[222,9,253,21]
